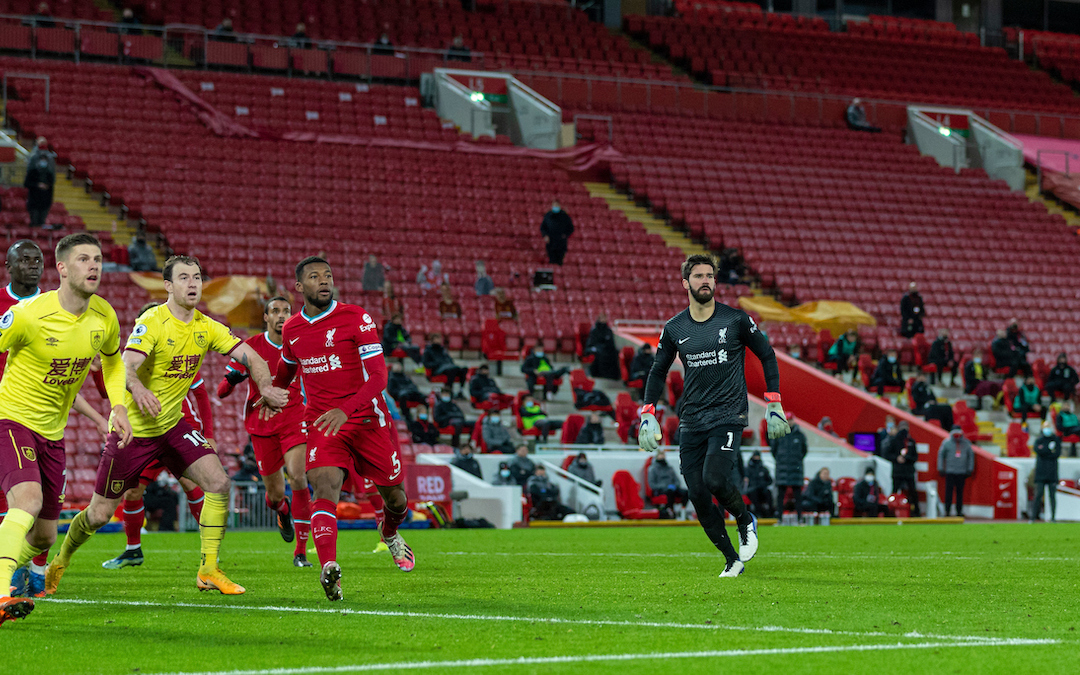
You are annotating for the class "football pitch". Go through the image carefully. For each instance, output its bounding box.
[6,523,1077,674]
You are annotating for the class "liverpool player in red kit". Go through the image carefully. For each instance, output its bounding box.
[219,296,313,567]
[269,256,413,601]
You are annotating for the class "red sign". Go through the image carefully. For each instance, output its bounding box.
[922,110,970,130]
[993,466,1018,519]
[448,73,508,95]
[404,464,452,503]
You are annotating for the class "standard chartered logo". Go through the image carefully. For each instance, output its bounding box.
[329,354,342,370]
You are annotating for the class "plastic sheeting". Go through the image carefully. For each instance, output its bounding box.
[127,273,271,330]
[737,296,876,338]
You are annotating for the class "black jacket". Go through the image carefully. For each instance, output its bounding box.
[911,380,936,413]
[899,291,924,336]
[451,454,483,479]
[382,321,410,350]
[771,426,807,486]
[540,209,574,247]
[963,360,989,394]
[928,338,954,366]
[387,372,420,400]
[803,476,834,510]
[870,360,903,386]
[23,162,54,208]
[586,322,620,380]
[409,419,439,445]
[434,399,465,427]
[991,337,1016,365]
[521,353,557,376]
[744,457,772,493]
[892,437,918,481]
[853,479,883,511]
[1033,434,1062,483]
[469,373,501,400]
[575,422,604,445]
[423,343,457,372]
[629,349,654,377]
[1006,326,1030,355]
[1047,364,1079,394]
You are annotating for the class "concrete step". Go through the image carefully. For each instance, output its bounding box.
[584,181,707,257]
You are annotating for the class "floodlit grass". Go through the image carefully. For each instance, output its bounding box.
[6,523,1078,674]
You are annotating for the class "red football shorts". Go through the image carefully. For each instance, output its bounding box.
[305,415,402,487]
[251,419,306,477]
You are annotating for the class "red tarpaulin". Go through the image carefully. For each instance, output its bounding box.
[1014,132,1080,211]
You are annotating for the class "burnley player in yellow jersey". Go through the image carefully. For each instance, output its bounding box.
[0,233,131,625]
[48,255,289,596]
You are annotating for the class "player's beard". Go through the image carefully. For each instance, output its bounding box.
[689,284,712,305]
[70,274,98,299]
[306,290,333,310]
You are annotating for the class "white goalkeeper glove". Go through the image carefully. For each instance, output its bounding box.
[765,392,791,440]
[637,404,662,453]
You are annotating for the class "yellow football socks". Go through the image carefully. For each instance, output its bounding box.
[53,509,96,568]
[0,509,35,589]
[15,540,44,568]
[198,492,228,573]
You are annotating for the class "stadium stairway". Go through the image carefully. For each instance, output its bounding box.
[52,176,163,267]
[1024,168,1080,233]
[583,182,705,257]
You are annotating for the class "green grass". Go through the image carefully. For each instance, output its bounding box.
[6,523,1079,674]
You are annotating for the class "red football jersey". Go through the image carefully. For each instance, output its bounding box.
[280,301,387,422]
[180,374,214,437]
[225,331,304,436]
[0,284,40,375]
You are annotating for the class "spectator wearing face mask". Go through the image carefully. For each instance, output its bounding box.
[1045,353,1079,401]
[891,433,920,516]
[910,373,954,430]
[387,361,426,411]
[876,414,898,454]
[540,199,574,266]
[853,468,888,517]
[567,452,601,486]
[434,391,474,447]
[450,444,483,479]
[817,416,838,437]
[527,466,572,520]
[869,350,904,396]
[938,426,974,517]
[519,394,563,441]
[382,312,423,367]
[992,327,1031,378]
[963,348,1002,409]
[1032,420,1062,522]
[1055,400,1080,438]
[584,314,620,380]
[574,412,605,445]
[521,346,570,400]
[508,445,535,486]
[648,449,687,519]
[629,343,654,384]
[801,467,834,516]
[492,461,516,485]
[481,411,516,454]
[928,328,958,385]
[408,405,440,445]
[1013,377,1045,420]
[423,332,469,397]
[469,364,514,409]
[743,451,773,517]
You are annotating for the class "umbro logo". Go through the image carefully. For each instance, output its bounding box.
[44,336,59,347]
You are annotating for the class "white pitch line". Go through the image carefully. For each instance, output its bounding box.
[40,598,1016,643]
[135,639,1062,675]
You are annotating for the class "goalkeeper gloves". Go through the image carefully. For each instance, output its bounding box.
[637,404,662,453]
[765,392,791,440]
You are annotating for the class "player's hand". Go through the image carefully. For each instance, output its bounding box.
[93,415,110,443]
[254,397,282,421]
[110,405,133,449]
[315,408,348,437]
[131,383,161,418]
[261,385,290,410]
[765,393,791,440]
[637,404,662,453]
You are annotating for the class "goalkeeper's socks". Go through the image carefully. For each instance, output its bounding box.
[292,489,311,558]
[123,499,144,547]
[185,487,205,521]
[381,504,408,539]
[0,509,35,586]
[54,509,97,568]
[198,492,228,573]
[310,499,338,565]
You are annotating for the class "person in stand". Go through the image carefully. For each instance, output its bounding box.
[492,461,515,486]
[567,452,601,486]
[437,284,462,320]
[433,391,472,448]
[474,261,494,296]
[826,330,859,376]
[382,312,422,367]
[481,411,515,454]
[584,313,620,380]
[1013,377,1045,420]
[127,234,159,272]
[518,394,562,441]
[892,433,921,517]
[1031,420,1061,522]
[938,426,974,518]
[291,22,311,49]
[446,35,472,62]
[628,343,654,383]
[373,31,394,55]
[574,412,605,445]
[846,98,881,132]
[910,373,953,430]
[853,468,888,517]
[801,468,834,516]
[212,17,236,42]
[540,199,574,266]
[869,350,904,396]
[24,151,55,228]
[1055,399,1080,438]
[527,466,571,520]
[772,411,807,518]
[386,362,426,412]
[647,449,687,519]
[743,451,773,518]
[963,348,1002,409]
[508,445,535,486]
[492,287,517,322]
[1045,353,1079,401]
[521,345,570,400]
[381,280,402,319]
[361,254,385,292]
[928,328,958,385]
[469,363,513,409]
[423,333,468,397]
[992,328,1031,378]
[899,282,925,338]
[450,444,482,479]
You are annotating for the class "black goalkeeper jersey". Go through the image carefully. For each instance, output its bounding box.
[643,303,780,433]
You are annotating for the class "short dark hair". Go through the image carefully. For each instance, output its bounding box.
[681,254,716,281]
[137,301,160,318]
[295,256,329,281]
[163,255,204,281]
[7,239,41,265]
[55,233,101,261]
[264,295,289,313]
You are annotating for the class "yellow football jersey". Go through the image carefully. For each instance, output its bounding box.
[0,292,122,441]
[125,303,240,438]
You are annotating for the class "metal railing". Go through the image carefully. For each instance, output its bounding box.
[1035,149,1071,192]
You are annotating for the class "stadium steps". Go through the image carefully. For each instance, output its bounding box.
[1024,168,1080,233]
[53,178,164,265]
[583,182,706,257]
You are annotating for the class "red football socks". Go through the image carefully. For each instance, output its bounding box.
[369,491,385,538]
[123,499,145,547]
[31,549,49,567]
[292,489,311,557]
[310,499,338,565]
[381,504,407,539]
[185,487,205,520]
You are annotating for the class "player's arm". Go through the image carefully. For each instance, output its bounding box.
[317,345,389,437]
[191,379,215,441]
[99,335,133,447]
[73,394,110,441]
[230,342,288,409]
[122,348,160,419]
[741,313,790,440]
[217,358,249,398]
[638,329,677,452]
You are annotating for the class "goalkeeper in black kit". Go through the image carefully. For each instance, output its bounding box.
[638,255,791,578]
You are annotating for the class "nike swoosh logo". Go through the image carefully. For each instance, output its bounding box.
[998,482,1011,490]
[289,338,299,345]
[678,338,690,345]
